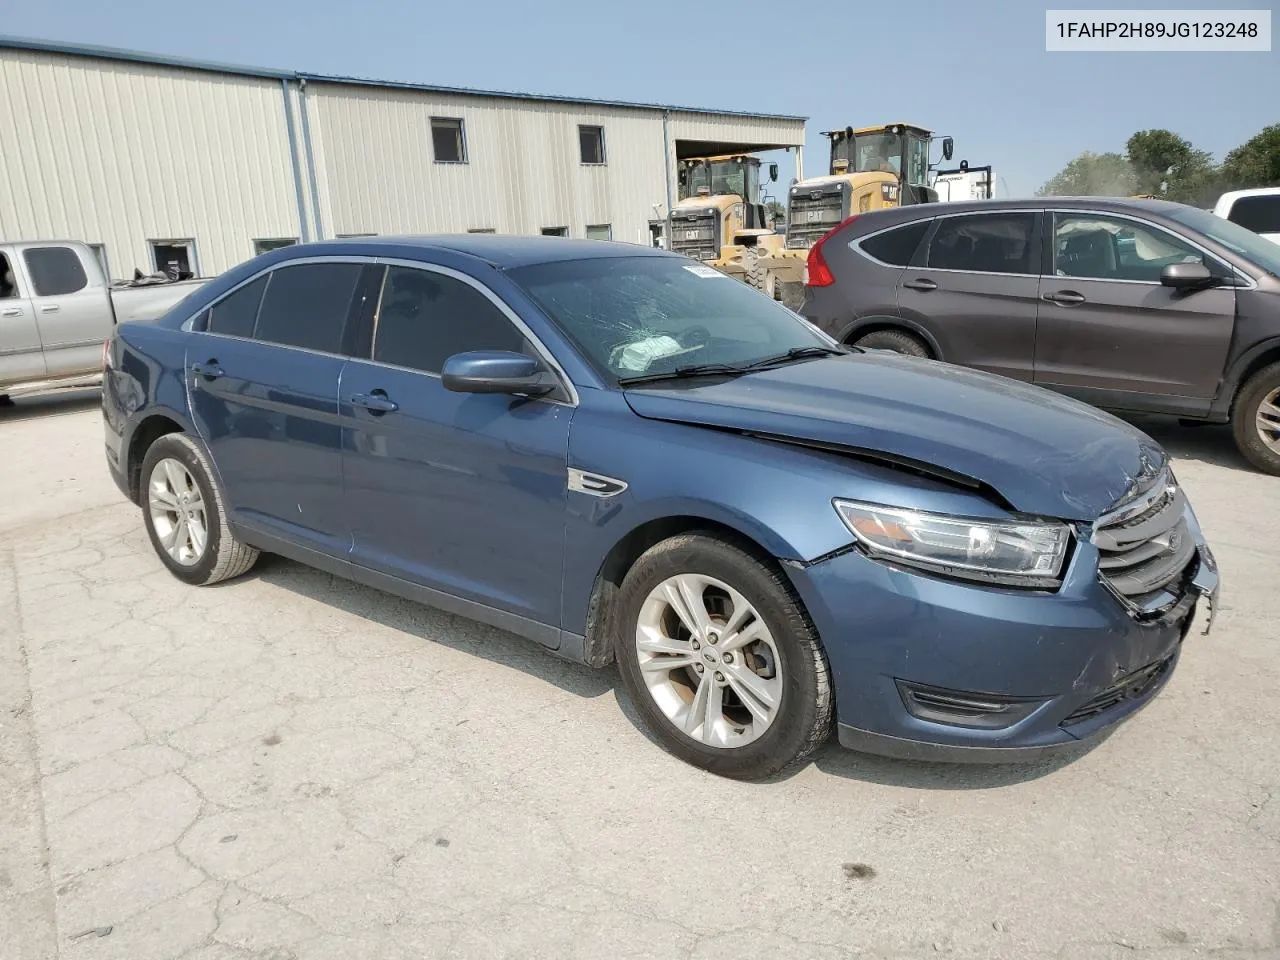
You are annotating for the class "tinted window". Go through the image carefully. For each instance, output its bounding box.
[1227,195,1280,235]
[373,267,526,373]
[208,275,269,338]
[859,220,930,266]
[926,213,1036,274]
[24,246,88,296]
[254,263,362,353]
[1054,213,1207,283]
[0,254,17,299]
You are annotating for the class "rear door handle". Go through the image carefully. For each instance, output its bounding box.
[1043,291,1087,305]
[190,361,224,380]
[350,391,398,414]
[903,278,938,292]
[1,307,22,317]
[39,304,61,313]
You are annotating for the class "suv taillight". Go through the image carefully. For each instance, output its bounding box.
[805,215,859,288]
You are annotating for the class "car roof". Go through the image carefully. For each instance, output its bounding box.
[839,196,1199,232]
[1216,186,1280,202]
[294,234,676,268]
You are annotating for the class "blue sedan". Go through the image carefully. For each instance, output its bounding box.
[102,236,1218,779]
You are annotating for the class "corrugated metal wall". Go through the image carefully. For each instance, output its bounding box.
[304,83,673,245]
[0,45,806,274]
[0,49,302,278]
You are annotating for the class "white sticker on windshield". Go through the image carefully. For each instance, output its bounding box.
[683,265,726,279]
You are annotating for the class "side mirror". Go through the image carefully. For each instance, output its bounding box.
[769,163,779,182]
[441,351,555,396]
[942,137,954,161]
[1160,261,1214,290]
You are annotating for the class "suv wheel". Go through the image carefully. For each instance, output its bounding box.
[851,329,930,358]
[140,432,260,585]
[613,533,833,780]
[1231,362,1280,475]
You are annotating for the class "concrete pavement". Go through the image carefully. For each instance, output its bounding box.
[1,392,1277,960]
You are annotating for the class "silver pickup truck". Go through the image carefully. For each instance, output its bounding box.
[1,240,207,402]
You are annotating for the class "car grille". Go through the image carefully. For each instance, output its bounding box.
[1093,469,1196,616]
[669,211,719,261]
[1061,651,1176,726]
[786,194,846,249]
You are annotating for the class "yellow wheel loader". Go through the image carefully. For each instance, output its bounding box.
[667,154,788,298]
[769,123,955,303]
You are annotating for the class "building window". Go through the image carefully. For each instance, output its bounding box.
[150,239,197,279]
[585,224,612,241]
[579,125,605,165]
[467,228,496,234]
[87,243,110,279]
[253,238,298,256]
[541,227,569,237]
[431,117,467,163]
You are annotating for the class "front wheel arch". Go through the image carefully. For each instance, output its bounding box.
[839,316,941,358]
[583,516,788,669]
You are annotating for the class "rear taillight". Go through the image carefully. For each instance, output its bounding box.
[805,215,859,288]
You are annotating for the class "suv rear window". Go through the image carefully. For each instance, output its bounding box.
[858,221,930,266]
[1226,195,1280,235]
[926,213,1037,275]
[254,263,362,354]
[24,246,88,296]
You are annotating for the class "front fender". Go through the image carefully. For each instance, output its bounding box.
[559,390,1004,635]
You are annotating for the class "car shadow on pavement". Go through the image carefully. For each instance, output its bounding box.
[1120,415,1254,472]
[0,386,101,422]
[248,553,616,701]
[805,735,1105,789]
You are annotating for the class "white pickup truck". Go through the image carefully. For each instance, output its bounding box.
[1,240,207,403]
[1213,187,1280,245]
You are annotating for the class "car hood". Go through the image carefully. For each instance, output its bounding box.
[622,354,1163,521]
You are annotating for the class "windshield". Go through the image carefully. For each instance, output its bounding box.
[831,132,902,176]
[1167,205,1280,278]
[510,256,831,383]
[679,160,750,200]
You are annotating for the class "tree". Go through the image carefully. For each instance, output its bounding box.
[1125,129,1218,204]
[1038,151,1136,197]
[1222,125,1280,188]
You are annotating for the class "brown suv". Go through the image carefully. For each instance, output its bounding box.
[800,197,1280,474]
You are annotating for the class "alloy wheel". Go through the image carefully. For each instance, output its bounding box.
[148,457,208,566]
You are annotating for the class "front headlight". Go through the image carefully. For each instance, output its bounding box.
[833,499,1071,587]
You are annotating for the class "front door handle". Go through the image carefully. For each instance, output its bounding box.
[1043,291,1087,305]
[1,307,22,317]
[190,360,225,380]
[39,304,61,314]
[903,278,938,292]
[351,390,398,414]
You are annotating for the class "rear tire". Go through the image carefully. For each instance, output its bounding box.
[852,329,931,358]
[139,432,260,585]
[613,533,833,780]
[1231,362,1280,475]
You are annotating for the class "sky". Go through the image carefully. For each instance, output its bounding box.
[4,0,1277,198]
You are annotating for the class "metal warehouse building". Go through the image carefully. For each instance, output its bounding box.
[0,37,806,280]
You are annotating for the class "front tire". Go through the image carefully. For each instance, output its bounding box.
[744,250,776,300]
[139,432,259,585]
[1231,362,1280,475]
[852,329,931,358]
[613,533,833,780]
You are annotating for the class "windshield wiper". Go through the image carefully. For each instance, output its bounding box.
[740,345,848,370]
[617,363,749,386]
